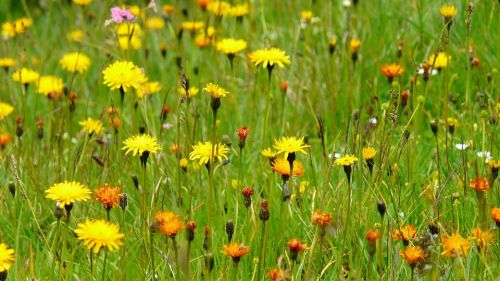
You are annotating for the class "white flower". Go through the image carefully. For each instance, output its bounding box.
[369,117,377,124]
[343,0,352,7]
[477,151,492,163]
[417,68,438,76]
[455,143,469,150]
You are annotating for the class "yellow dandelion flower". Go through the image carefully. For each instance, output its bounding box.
[207,1,231,16]
[118,36,142,50]
[102,61,147,92]
[181,21,204,32]
[439,5,457,18]
[216,38,247,55]
[362,147,376,160]
[36,75,64,96]
[74,220,124,253]
[0,243,15,272]
[0,57,16,69]
[273,136,310,158]
[137,81,162,98]
[300,10,313,22]
[178,86,199,98]
[145,17,165,30]
[441,232,471,258]
[12,68,40,84]
[189,141,230,165]
[122,134,161,157]
[471,228,494,250]
[0,102,14,121]
[45,181,92,208]
[429,52,450,69]
[79,118,104,135]
[59,52,91,74]
[272,158,304,177]
[350,39,361,53]
[203,83,229,99]
[248,48,291,69]
[72,0,93,5]
[229,4,249,18]
[261,148,278,158]
[1,18,32,38]
[334,154,358,166]
[67,29,84,42]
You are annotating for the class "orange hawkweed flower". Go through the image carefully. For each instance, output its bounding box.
[491,207,500,224]
[391,225,416,245]
[380,64,404,83]
[441,232,471,258]
[268,268,288,281]
[95,184,123,210]
[272,158,304,178]
[288,238,307,255]
[471,228,494,250]
[312,210,332,227]
[365,229,381,242]
[155,211,184,237]
[0,133,12,149]
[222,242,250,262]
[469,178,490,191]
[400,246,425,268]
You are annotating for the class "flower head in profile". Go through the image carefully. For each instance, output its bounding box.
[272,158,304,177]
[189,141,230,165]
[223,242,250,262]
[178,86,199,98]
[441,232,470,258]
[380,64,404,83]
[229,3,249,18]
[137,81,162,98]
[95,184,123,210]
[60,52,91,74]
[334,154,358,166]
[75,220,124,253]
[155,211,184,237]
[116,23,143,50]
[122,134,161,157]
[365,229,381,242]
[12,68,39,84]
[439,5,457,24]
[0,134,12,149]
[102,61,146,92]
[268,268,289,281]
[300,10,313,22]
[105,6,135,26]
[400,246,425,268]
[68,29,84,41]
[471,228,494,250]
[0,102,14,121]
[207,1,231,16]
[248,48,291,69]
[79,118,104,136]
[145,17,165,30]
[72,0,93,5]
[216,38,247,55]
[261,148,278,159]
[45,181,92,208]
[391,225,416,243]
[203,83,229,99]
[429,52,450,69]
[288,238,307,254]
[181,21,204,32]
[0,57,16,69]
[2,17,32,38]
[491,207,500,224]
[273,136,309,159]
[469,178,489,192]
[312,210,332,227]
[0,243,15,272]
[36,76,64,97]
[349,39,361,53]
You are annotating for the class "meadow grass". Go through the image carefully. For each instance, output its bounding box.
[0,0,499,280]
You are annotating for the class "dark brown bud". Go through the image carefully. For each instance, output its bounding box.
[377,200,386,217]
[225,220,234,241]
[259,199,270,221]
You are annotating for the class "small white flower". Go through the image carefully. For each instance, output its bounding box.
[477,151,492,163]
[417,68,438,76]
[399,211,405,218]
[162,123,174,130]
[343,0,352,7]
[369,117,377,124]
[455,143,469,150]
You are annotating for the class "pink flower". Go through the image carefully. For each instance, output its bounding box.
[105,7,135,26]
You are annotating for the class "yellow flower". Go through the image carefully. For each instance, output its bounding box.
[334,154,358,166]
[429,52,450,69]
[189,141,230,165]
[488,160,500,169]
[400,246,425,267]
[207,1,231,16]
[272,157,304,177]
[362,147,376,160]
[116,23,142,50]
[128,5,142,17]
[229,4,249,17]
[179,158,189,169]
[72,0,93,5]
[181,21,204,32]
[216,38,247,55]
[471,228,494,250]
[2,18,32,38]
[137,81,162,98]
[36,76,64,96]
[0,102,14,121]
[118,36,142,50]
[12,68,40,84]
[0,243,15,272]
[45,181,92,208]
[441,232,471,258]
[155,211,184,237]
[74,220,124,253]
[122,134,161,157]
[145,17,165,30]
[102,61,147,92]
[300,10,313,22]
[439,5,457,18]
[163,4,175,15]
[380,64,404,79]
[59,52,91,74]
[350,39,361,53]
[178,86,199,98]
[261,148,277,158]
[194,33,212,48]
[248,48,291,69]
[79,118,104,135]
[0,57,16,69]
[273,136,310,158]
[67,29,84,41]
[203,83,229,99]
